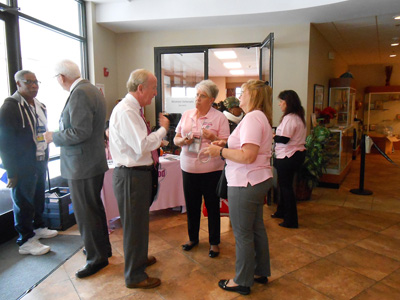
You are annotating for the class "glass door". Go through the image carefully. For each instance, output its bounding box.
[160,51,205,114]
[259,33,274,87]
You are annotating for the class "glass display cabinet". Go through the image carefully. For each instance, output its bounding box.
[364,86,400,136]
[325,127,354,175]
[329,78,356,128]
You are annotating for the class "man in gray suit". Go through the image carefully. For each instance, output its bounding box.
[44,59,111,278]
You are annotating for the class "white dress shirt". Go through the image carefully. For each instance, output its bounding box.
[109,93,166,167]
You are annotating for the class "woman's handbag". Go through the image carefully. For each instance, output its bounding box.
[216,165,228,199]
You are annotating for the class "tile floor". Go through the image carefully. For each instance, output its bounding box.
[21,151,400,299]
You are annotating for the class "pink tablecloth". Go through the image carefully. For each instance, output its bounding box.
[101,155,186,226]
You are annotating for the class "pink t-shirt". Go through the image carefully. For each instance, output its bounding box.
[226,110,273,187]
[275,114,306,159]
[176,107,230,173]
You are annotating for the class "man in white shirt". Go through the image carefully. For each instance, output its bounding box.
[109,69,169,289]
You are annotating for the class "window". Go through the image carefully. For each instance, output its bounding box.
[0,0,87,182]
[0,20,9,106]
[1,0,87,160]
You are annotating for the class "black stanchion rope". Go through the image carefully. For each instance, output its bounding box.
[372,143,400,168]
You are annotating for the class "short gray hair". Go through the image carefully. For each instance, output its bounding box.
[54,59,81,80]
[195,80,219,99]
[126,69,152,92]
[14,70,35,83]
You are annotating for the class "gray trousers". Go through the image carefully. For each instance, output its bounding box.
[113,167,152,285]
[68,173,111,266]
[228,178,272,287]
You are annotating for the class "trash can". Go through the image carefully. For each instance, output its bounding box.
[43,187,76,230]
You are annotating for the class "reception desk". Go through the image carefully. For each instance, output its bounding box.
[101,155,185,226]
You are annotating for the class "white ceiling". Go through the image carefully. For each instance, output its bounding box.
[86,0,400,66]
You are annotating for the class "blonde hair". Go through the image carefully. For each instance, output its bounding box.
[241,80,272,125]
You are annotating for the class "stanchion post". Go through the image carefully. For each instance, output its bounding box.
[350,134,373,195]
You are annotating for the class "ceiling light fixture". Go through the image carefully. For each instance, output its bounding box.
[230,70,244,75]
[214,50,237,60]
[394,15,400,20]
[391,43,399,46]
[223,62,242,69]
[390,54,397,57]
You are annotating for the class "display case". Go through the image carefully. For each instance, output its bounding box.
[329,78,356,128]
[364,86,400,136]
[324,127,354,175]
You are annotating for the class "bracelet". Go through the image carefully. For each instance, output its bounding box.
[220,147,225,160]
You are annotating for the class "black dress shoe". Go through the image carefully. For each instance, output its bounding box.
[82,247,112,257]
[254,276,268,284]
[182,241,199,251]
[271,213,284,219]
[218,279,250,295]
[279,222,298,229]
[75,261,109,278]
[209,250,220,258]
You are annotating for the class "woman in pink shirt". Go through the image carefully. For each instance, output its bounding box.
[174,80,230,258]
[271,90,306,228]
[206,80,273,295]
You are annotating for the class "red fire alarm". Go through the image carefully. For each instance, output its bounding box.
[103,67,109,77]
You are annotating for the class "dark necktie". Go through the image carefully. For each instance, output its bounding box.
[140,108,159,165]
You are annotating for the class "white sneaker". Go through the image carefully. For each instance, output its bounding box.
[19,237,51,255]
[34,227,58,239]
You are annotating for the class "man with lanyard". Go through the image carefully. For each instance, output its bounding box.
[109,69,169,289]
[0,70,57,255]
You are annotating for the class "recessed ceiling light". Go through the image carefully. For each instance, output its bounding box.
[391,43,399,46]
[223,62,242,69]
[230,70,244,75]
[390,54,397,57]
[214,50,237,60]
[394,15,400,20]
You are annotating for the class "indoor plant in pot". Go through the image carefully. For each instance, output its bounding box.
[295,125,332,200]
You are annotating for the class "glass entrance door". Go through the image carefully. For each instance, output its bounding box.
[160,52,205,114]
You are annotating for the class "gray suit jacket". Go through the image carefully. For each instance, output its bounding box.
[53,79,108,180]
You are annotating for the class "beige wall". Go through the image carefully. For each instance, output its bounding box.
[115,24,311,127]
[86,2,119,120]
[349,64,400,93]
[209,76,226,103]
[308,24,348,129]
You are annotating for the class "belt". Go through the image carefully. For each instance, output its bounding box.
[37,155,46,161]
[119,165,153,171]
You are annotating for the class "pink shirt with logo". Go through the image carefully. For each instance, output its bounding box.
[226,110,273,187]
[176,107,230,173]
[275,113,306,159]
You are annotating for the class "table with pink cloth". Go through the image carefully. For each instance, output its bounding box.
[101,154,186,226]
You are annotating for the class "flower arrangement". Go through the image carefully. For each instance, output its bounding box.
[318,106,337,125]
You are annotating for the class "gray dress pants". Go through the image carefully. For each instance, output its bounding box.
[228,178,272,287]
[68,173,111,266]
[113,167,152,285]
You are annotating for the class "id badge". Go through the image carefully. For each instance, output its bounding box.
[188,136,201,153]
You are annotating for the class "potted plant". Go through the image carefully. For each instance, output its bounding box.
[295,125,332,200]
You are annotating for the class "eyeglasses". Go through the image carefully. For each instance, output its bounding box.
[54,73,62,78]
[21,79,40,86]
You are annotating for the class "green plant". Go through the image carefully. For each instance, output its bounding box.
[298,125,332,190]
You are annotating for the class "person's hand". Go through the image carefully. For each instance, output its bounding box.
[205,144,221,158]
[44,131,53,143]
[7,176,18,188]
[159,113,170,131]
[183,137,194,146]
[202,128,216,141]
[211,140,226,147]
